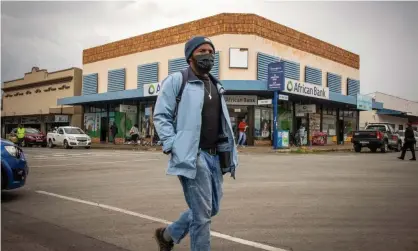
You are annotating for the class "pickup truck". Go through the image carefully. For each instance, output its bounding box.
[351,123,402,153]
[47,126,91,149]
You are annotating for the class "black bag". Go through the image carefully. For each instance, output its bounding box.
[173,69,188,119]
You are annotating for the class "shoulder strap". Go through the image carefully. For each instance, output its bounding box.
[174,69,188,118]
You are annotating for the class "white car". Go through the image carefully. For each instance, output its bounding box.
[397,130,418,148]
[47,126,91,149]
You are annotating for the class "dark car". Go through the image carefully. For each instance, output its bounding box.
[351,123,402,153]
[1,138,29,190]
[9,128,47,147]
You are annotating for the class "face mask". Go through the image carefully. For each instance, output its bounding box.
[192,53,215,74]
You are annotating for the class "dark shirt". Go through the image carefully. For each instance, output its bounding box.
[405,127,416,142]
[198,74,221,149]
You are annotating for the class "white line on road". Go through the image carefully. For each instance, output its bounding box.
[36,190,289,251]
[30,159,159,168]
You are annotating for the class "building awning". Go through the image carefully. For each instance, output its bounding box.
[57,79,382,109]
[376,108,407,115]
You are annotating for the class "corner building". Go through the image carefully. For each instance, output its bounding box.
[59,13,382,146]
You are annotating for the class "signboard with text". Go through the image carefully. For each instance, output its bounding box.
[267,62,285,91]
[282,78,329,100]
[356,94,373,111]
[225,95,258,106]
[295,104,317,114]
[119,104,137,114]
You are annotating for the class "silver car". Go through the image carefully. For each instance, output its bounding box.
[398,130,418,148]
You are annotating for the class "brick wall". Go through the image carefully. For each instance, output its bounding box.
[83,13,359,69]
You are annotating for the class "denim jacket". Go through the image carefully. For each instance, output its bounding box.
[153,67,238,179]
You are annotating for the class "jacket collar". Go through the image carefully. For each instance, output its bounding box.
[186,66,225,94]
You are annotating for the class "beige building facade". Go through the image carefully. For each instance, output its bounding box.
[60,13,373,146]
[360,92,418,131]
[1,67,83,136]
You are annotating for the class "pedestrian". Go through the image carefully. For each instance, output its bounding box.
[110,122,118,144]
[398,122,416,161]
[129,124,139,144]
[237,118,248,147]
[298,124,306,146]
[16,124,25,147]
[153,36,238,251]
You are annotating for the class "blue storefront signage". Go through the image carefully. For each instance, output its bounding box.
[267,62,285,91]
[356,94,372,111]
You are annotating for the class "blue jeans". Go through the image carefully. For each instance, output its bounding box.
[238,131,246,146]
[166,151,223,251]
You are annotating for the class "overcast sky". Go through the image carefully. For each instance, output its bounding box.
[1,1,418,100]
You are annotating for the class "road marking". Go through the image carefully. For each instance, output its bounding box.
[36,190,289,251]
[30,159,159,168]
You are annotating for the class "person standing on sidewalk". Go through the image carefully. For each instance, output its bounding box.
[16,124,25,147]
[237,118,248,147]
[398,122,416,161]
[153,36,238,251]
[110,122,118,144]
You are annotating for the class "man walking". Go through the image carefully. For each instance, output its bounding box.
[237,118,248,147]
[398,122,416,161]
[153,36,238,251]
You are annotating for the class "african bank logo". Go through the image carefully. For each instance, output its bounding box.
[148,85,156,95]
[286,80,294,91]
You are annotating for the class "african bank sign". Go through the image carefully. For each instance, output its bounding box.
[143,83,162,97]
[282,78,329,100]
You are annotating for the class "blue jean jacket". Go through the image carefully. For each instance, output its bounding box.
[153,67,238,179]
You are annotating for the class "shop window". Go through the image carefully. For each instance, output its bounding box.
[254,107,272,140]
[399,125,404,131]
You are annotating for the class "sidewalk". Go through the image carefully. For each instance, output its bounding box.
[91,143,354,154]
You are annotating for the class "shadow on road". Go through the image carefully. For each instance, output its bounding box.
[1,191,26,203]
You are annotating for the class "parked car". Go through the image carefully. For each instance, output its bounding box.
[8,128,47,147]
[398,130,418,149]
[351,123,402,153]
[47,126,91,149]
[1,138,29,190]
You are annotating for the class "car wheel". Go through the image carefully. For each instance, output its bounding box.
[381,141,388,153]
[354,144,361,153]
[64,140,70,149]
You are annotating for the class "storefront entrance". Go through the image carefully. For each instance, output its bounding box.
[228,106,250,145]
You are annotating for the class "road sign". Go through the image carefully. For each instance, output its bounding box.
[267,62,285,91]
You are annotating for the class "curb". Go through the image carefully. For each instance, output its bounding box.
[91,145,354,154]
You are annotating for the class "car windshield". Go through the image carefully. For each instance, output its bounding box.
[398,131,405,136]
[26,128,41,134]
[366,125,386,132]
[63,128,84,134]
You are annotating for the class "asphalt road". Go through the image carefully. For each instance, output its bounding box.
[2,147,418,251]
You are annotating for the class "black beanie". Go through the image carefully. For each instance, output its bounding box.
[184,36,215,63]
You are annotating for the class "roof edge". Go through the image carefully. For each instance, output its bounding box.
[82,13,359,69]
